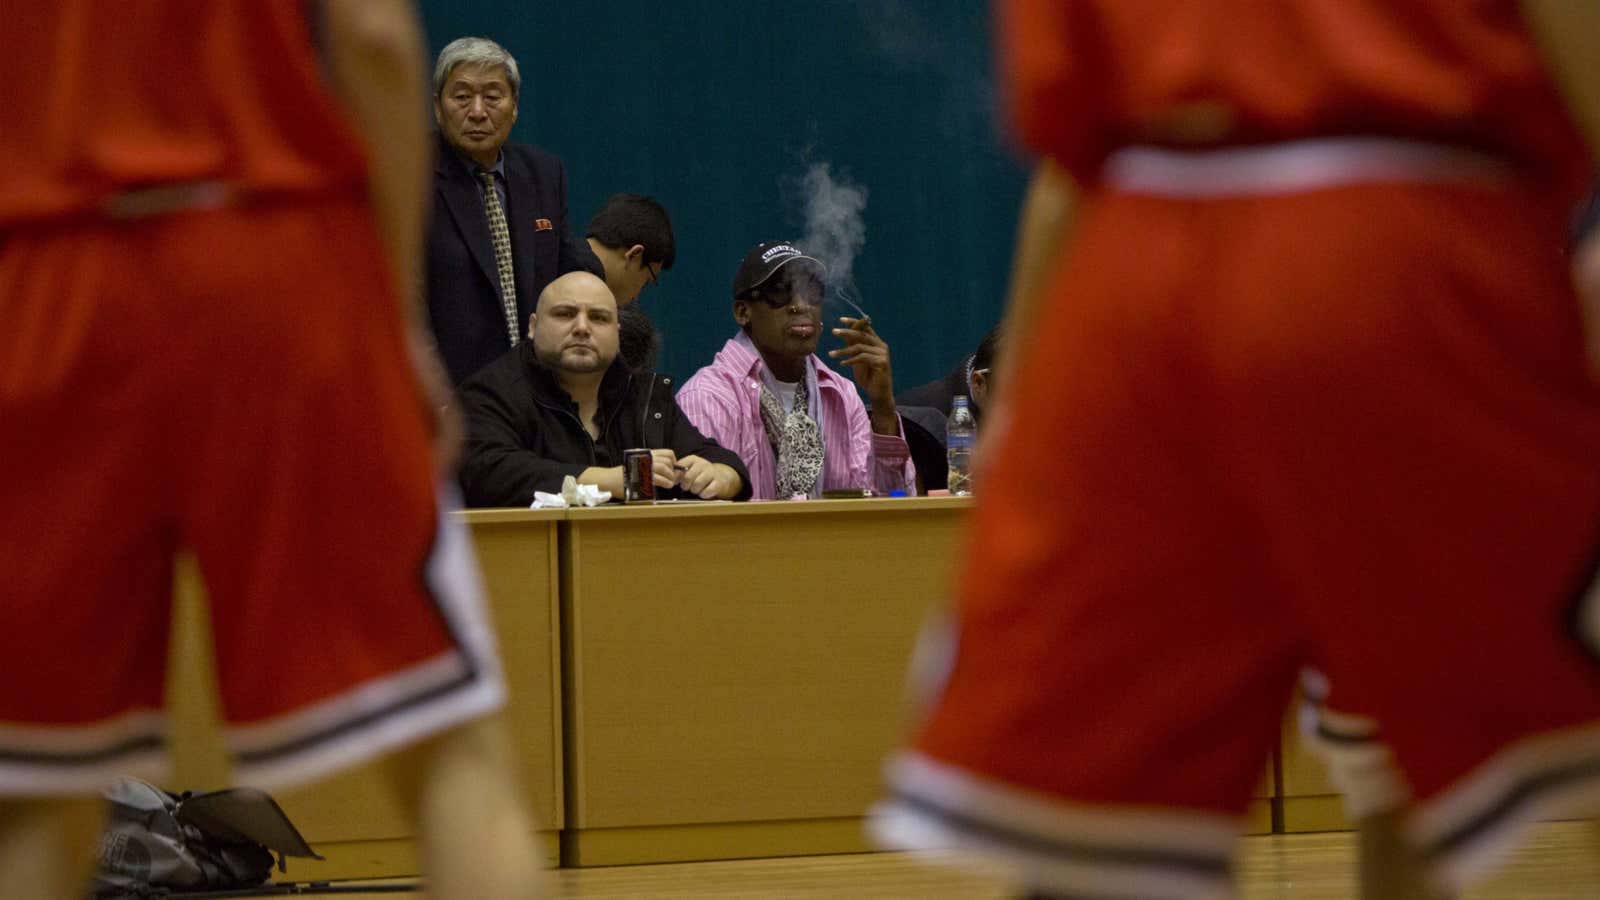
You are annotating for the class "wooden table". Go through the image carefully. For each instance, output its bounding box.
[166,509,565,879]
[558,497,974,865]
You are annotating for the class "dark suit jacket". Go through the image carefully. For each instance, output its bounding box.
[426,133,603,385]
[896,353,982,425]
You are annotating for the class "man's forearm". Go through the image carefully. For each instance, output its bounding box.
[1520,0,1600,165]
[869,402,900,436]
[319,0,430,315]
[997,160,1079,394]
[1520,0,1600,383]
[460,446,584,507]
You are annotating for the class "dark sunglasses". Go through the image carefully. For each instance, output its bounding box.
[743,281,824,310]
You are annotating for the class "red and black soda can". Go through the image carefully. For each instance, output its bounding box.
[623,448,655,503]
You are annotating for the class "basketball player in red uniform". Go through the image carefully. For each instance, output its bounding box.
[878,3,1600,898]
[0,2,543,896]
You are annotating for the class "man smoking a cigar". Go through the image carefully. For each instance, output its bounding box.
[677,240,915,500]
[458,271,750,506]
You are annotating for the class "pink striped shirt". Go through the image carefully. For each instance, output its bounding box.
[677,334,915,500]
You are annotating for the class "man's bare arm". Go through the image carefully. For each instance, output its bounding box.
[993,159,1079,397]
[1519,1,1600,159]
[317,0,430,305]
[319,1,463,467]
[1519,1,1600,379]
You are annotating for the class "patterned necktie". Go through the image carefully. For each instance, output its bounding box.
[477,169,520,346]
[757,379,824,499]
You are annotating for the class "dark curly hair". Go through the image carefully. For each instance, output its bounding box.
[617,304,662,373]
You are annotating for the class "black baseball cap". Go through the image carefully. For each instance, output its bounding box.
[731,241,827,298]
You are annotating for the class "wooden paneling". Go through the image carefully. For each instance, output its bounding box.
[462,511,566,836]
[1281,713,1337,797]
[1280,708,1349,833]
[561,498,970,864]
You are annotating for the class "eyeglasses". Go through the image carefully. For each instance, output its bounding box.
[642,261,660,288]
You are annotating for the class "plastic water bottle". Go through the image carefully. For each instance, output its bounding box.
[947,395,976,496]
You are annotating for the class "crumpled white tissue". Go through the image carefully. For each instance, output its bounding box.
[531,475,611,509]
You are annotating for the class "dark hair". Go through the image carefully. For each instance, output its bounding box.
[617,303,662,373]
[973,325,1002,371]
[585,194,676,270]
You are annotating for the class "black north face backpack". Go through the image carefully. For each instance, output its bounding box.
[92,777,322,899]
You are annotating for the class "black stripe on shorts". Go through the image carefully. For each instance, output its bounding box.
[235,504,485,766]
[890,788,1231,878]
[1423,756,1600,860]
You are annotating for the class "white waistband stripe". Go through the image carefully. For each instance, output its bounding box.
[1103,138,1514,198]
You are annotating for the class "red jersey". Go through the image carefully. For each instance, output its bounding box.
[998,0,1594,202]
[0,1,370,226]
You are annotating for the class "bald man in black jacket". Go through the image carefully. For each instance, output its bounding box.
[457,272,750,507]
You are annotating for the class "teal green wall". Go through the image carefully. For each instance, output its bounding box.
[420,2,1028,390]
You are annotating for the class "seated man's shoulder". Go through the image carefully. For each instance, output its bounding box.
[678,357,741,394]
[460,346,532,398]
[895,375,947,410]
[677,364,754,423]
[634,370,677,400]
[897,404,948,439]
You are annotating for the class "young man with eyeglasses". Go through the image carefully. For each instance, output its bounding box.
[893,326,1002,492]
[676,241,915,500]
[585,193,675,373]
[897,326,1003,425]
[585,193,674,306]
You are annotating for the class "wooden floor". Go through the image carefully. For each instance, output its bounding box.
[291,821,1598,898]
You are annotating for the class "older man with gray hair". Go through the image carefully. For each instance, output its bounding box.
[425,36,603,385]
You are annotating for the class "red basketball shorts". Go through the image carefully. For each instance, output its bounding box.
[0,195,504,793]
[878,174,1600,897]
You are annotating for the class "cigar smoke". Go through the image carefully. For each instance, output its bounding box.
[795,162,871,322]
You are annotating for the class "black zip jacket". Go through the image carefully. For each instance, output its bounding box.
[457,343,752,507]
